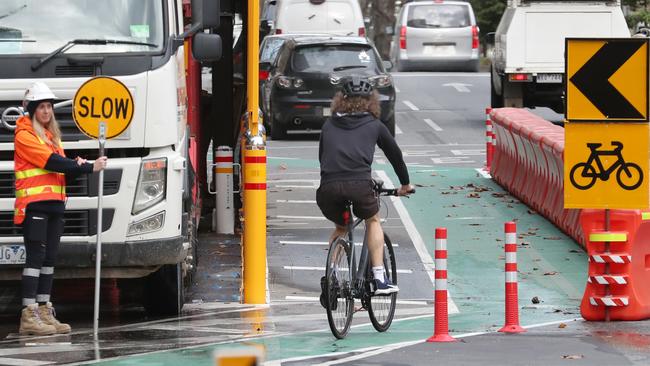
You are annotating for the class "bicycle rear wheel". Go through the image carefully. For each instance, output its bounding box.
[367,233,397,332]
[325,237,354,339]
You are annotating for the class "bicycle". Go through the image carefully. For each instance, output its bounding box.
[569,141,643,191]
[323,180,414,339]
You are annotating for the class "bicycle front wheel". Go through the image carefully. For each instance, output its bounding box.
[368,233,397,332]
[617,162,643,190]
[325,237,354,339]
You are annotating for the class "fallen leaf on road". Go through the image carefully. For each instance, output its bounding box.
[279,163,288,170]
[415,183,425,187]
[544,271,558,276]
[532,296,541,304]
[527,210,536,215]
[562,355,584,360]
[569,249,581,253]
[467,193,481,198]
[491,192,506,198]
[558,323,567,329]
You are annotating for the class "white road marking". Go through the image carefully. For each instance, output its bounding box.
[431,157,475,164]
[267,156,300,160]
[283,266,414,274]
[394,86,401,93]
[269,179,319,183]
[375,170,458,314]
[0,358,54,366]
[443,82,472,93]
[284,296,427,305]
[451,149,484,156]
[402,100,420,111]
[272,185,316,189]
[476,168,492,179]
[395,124,403,134]
[275,200,317,204]
[275,215,327,221]
[424,118,443,132]
[279,240,399,247]
[376,158,387,165]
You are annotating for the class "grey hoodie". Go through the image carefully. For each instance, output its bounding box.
[318,113,409,185]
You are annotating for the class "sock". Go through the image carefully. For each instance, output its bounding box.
[372,266,385,283]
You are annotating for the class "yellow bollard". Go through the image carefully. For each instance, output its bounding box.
[243,147,267,304]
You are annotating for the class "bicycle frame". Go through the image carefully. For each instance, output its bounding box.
[584,145,628,178]
[343,211,371,299]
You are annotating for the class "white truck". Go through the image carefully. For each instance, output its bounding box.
[0,0,221,315]
[490,0,630,114]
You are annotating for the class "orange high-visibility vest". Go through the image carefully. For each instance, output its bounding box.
[13,116,66,224]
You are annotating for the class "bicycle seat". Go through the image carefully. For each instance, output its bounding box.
[587,143,602,149]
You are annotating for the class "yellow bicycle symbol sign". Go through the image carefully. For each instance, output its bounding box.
[569,141,643,190]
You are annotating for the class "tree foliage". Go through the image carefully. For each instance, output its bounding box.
[468,0,506,43]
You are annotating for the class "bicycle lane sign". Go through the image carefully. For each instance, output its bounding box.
[564,123,649,209]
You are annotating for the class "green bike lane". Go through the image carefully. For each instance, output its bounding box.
[90,160,587,365]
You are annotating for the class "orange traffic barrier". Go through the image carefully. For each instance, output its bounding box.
[499,222,526,333]
[580,209,650,321]
[427,228,456,343]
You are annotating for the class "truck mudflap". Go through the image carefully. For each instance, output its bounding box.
[55,236,186,267]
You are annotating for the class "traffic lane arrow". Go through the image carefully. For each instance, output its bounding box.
[443,83,471,93]
[570,41,645,119]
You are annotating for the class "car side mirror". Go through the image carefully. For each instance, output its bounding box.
[486,32,496,45]
[383,60,393,71]
[192,32,222,62]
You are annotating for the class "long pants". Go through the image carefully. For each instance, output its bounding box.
[21,208,64,306]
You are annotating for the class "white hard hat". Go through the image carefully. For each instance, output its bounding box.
[24,81,57,102]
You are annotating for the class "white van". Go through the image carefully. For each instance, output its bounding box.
[272,0,366,37]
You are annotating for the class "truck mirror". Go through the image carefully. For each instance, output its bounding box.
[486,32,496,44]
[192,0,220,29]
[192,32,222,62]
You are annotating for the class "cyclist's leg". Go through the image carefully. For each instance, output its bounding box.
[365,214,384,268]
[330,224,347,245]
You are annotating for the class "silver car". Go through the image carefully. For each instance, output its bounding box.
[390,0,480,72]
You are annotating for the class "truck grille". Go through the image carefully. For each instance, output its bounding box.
[0,169,121,199]
[0,209,115,237]
[0,101,90,142]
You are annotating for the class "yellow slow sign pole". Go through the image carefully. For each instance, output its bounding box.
[243,0,267,304]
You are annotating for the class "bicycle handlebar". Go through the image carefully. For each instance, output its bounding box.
[378,187,416,196]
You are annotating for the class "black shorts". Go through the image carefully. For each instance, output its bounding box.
[316,180,379,226]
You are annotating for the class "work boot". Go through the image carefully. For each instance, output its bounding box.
[19,303,56,336]
[39,302,71,334]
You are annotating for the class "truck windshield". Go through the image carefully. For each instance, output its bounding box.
[0,0,164,55]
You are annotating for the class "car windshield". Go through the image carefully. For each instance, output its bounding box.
[291,44,378,73]
[407,4,470,28]
[0,0,164,55]
[260,38,285,63]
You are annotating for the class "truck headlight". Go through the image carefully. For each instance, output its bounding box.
[132,158,167,214]
[127,211,165,236]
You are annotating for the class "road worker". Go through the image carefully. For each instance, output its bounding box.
[14,82,107,336]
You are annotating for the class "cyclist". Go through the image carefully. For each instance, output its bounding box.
[317,75,413,298]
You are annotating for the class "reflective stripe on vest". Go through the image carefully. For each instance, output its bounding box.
[15,185,65,198]
[15,168,62,180]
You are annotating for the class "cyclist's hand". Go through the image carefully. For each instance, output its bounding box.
[397,184,415,196]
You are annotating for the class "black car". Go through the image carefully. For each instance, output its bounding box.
[264,36,396,139]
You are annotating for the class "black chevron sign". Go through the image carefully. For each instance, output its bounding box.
[568,39,648,121]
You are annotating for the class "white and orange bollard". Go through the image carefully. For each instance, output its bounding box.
[485,107,493,172]
[499,222,526,333]
[427,227,456,343]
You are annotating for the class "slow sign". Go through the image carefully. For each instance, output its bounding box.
[73,76,134,139]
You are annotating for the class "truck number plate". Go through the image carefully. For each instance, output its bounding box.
[537,73,562,83]
[0,245,26,264]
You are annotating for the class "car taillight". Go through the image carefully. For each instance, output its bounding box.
[472,25,479,49]
[400,26,407,49]
[359,27,365,37]
[259,70,269,81]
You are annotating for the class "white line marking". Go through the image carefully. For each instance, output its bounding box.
[423,118,443,132]
[443,82,472,93]
[279,240,399,247]
[284,296,427,305]
[275,215,327,221]
[375,170,458,314]
[283,266,413,274]
[269,179,319,183]
[275,200,317,204]
[451,149,484,156]
[0,358,54,366]
[475,168,492,179]
[402,100,420,111]
[376,158,387,165]
[431,157,475,164]
[394,87,401,93]
[267,156,300,160]
[395,124,403,134]
[272,185,316,189]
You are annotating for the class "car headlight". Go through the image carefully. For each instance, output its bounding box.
[370,75,392,88]
[293,78,304,88]
[127,211,165,236]
[132,158,167,214]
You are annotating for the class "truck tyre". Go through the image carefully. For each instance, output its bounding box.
[143,263,185,316]
[490,69,503,109]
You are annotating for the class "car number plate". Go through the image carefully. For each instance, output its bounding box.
[323,107,331,117]
[0,244,26,264]
[422,45,455,56]
[537,73,562,83]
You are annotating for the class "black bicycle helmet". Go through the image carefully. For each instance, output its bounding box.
[341,75,373,98]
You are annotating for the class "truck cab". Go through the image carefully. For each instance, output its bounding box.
[490,0,629,113]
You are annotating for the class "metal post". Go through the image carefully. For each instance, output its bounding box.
[93,122,106,337]
[247,0,260,136]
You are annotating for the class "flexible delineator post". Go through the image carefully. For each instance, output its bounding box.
[499,222,526,333]
[427,227,456,342]
[485,107,493,171]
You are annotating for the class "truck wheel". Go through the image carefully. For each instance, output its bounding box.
[143,263,185,316]
[490,70,503,108]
